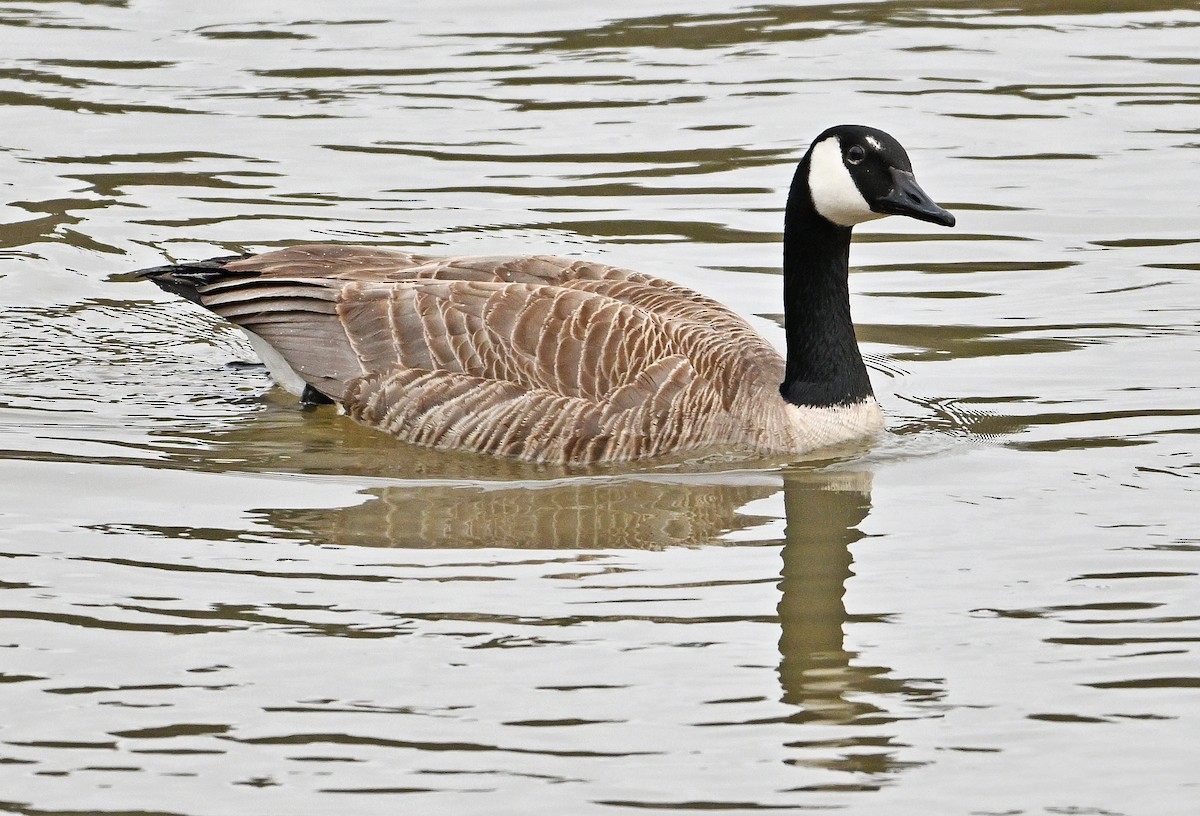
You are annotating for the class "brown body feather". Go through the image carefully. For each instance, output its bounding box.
[147,244,882,464]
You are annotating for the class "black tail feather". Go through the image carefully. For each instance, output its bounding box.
[134,254,251,305]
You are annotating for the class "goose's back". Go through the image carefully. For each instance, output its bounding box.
[183,245,792,463]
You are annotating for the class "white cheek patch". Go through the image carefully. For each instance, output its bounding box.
[807,137,883,227]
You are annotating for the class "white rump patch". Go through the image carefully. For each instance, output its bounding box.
[807,137,883,227]
[242,329,307,396]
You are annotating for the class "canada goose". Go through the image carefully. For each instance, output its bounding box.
[137,125,954,465]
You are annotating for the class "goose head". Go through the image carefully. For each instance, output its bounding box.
[804,124,955,228]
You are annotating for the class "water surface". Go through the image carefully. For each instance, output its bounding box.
[1,2,1198,814]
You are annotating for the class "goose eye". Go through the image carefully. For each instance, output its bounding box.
[846,145,866,165]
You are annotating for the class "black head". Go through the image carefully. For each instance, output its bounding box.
[804,124,955,228]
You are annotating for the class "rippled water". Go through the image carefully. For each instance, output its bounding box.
[1,2,1198,814]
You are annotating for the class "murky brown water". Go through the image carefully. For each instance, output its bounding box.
[2,2,1198,814]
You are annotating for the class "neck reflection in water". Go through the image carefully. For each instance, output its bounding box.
[776,470,939,779]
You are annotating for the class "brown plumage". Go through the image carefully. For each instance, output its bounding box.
[144,244,873,465]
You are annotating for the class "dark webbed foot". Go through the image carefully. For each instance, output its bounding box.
[300,384,334,408]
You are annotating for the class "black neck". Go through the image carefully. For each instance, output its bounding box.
[779,158,873,407]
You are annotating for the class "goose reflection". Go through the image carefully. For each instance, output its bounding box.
[175,414,934,775]
[258,462,935,734]
[260,470,781,550]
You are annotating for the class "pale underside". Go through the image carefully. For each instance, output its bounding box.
[191,244,882,464]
